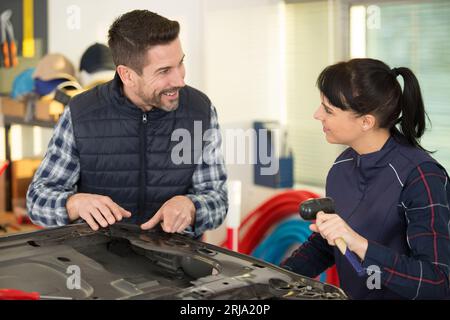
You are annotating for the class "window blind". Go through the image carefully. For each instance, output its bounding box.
[363,0,450,171]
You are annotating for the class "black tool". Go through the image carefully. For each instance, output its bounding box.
[299,197,366,276]
[299,197,335,220]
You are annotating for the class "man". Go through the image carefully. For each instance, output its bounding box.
[26,10,228,238]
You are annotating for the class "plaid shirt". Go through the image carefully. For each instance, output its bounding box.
[26,104,228,238]
[282,162,450,299]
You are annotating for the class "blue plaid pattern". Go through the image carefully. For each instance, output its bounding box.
[26,105,228,237]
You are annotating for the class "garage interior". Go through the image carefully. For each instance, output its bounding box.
[0,0,449,300]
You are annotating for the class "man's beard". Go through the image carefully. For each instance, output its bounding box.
[138,87,181,112]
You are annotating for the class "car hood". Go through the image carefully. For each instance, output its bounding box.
[0,223,347,300]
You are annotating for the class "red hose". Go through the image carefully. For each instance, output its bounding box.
[220,190,319,252]
[219,189,339,287]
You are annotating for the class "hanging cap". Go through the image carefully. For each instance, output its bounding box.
[33,53,77,82]
[11,68,35,99]
[79,43,115,74]
[79,69,115,88]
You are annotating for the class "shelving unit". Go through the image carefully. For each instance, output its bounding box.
[0,96,57,211]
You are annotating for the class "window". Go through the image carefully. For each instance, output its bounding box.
[286,0,450,187]
[352,0,450,171]
[285,1,346,187]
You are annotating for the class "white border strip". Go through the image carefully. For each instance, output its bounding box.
[389,163,404,187]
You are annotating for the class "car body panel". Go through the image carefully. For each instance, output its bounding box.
[0,223,347,300]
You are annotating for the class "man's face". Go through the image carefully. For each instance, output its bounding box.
[133,37,186,112]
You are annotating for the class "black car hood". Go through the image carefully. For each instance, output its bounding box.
[0,223,347,300]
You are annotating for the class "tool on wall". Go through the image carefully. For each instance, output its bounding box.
[22,0,35,58]
[1,9,18,68]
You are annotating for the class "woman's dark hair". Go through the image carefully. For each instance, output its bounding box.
[316,58,430,151]
[108,10,180,74]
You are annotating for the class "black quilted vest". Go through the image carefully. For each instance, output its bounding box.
[69,74,211,224]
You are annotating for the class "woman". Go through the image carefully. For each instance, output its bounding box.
[281,58,450,299]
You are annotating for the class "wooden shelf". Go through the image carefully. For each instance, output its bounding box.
[0,96,59,212]
[2,115,56,128]
[0,96,60,125]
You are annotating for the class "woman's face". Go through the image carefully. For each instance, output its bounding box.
[313,93,364,146]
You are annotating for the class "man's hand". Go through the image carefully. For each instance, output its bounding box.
[140,195,195,233]
[309,211,368,260]
[66,193,132,231]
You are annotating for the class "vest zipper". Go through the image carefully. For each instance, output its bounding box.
[139,112,148,220]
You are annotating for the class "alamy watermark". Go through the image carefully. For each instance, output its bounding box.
[66,265,81,290]
[171,121,281,176]
[66,5,81,30]
[366,264,381,290]
[366,5,381,30]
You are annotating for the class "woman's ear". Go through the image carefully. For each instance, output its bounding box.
[361,114,376,131]
[116,65,135,88]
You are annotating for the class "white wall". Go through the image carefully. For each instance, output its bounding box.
[48,0,205,88]
[202,0,286,125]
[201,0,287,244]
[48,0,286,124]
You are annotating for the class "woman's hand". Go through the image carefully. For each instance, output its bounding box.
[309,211,369,260]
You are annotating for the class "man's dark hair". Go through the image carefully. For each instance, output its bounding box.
[108,10,180,74]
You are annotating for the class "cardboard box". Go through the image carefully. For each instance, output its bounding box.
[11,158,41,200]
[34,99,53,122]
[34,99,63,122]
[0,96,61,122]
[0,97,26,118]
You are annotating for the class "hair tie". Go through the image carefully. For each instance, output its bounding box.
[391,67,400,77]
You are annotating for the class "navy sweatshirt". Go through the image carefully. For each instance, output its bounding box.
[281,136,450,299]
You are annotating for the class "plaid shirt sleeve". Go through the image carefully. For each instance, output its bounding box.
[26,107,80,226]
[362,162,450,299]
[185,105,229,238]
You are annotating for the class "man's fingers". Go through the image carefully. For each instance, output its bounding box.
[141,212,162,230]
[103,200,123,222]
[160,221,171,233]
[83,212,99,231]
[176,221,189,233]
[159,209,182,233]
[175,214,192,233]
[171,216,186,233]
[102,196,132,220]
[121,208,132,218]
[96,202,116,225]
[90,208,109,228]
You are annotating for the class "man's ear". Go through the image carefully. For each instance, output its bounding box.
[116,65,135,88]
[361,114,376,131]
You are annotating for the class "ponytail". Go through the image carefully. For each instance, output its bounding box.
[317,58,431,151]
[391,67,429,151]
